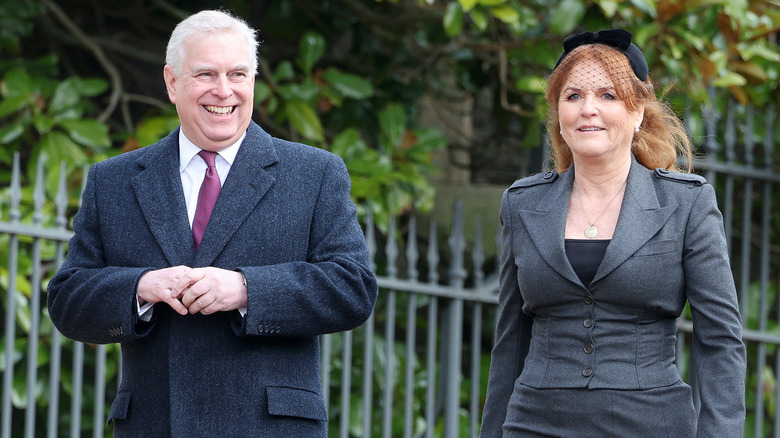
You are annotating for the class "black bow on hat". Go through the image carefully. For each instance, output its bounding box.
[554,29,648,81]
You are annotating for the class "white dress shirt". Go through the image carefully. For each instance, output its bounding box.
[137,130,246,320]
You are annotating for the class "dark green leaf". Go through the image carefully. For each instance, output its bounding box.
[285,101,324,141]
[322,68,374,100]
[0,94,28,117]
[49,78,80,115]
[272,61,295,82]
[550,0,585,34]
[379,104,406,152]
[276,79,319,103]
[0,121,23,144]
[296,31,326,75]
[444,3,464,37]
[59,119,110,148]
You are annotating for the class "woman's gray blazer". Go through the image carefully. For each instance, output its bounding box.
[480,157,746,437]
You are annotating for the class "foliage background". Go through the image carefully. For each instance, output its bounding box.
[1,0,778,436]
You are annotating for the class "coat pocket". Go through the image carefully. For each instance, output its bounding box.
[266,386,328,421]
[107,390,131,425]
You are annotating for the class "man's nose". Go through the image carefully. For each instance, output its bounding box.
[212,75,233,98]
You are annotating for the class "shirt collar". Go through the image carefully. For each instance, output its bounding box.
[178,130,246,173]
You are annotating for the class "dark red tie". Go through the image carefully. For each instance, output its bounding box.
[192,150,221,250]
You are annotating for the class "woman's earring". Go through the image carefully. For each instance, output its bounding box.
[634,126,640,133]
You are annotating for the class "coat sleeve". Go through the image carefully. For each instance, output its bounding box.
[683,184,746,437]
[236,153,378,338]
[47,162,156,345]
[480,190,533,438]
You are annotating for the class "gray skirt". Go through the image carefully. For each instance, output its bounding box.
[503,381,696,437]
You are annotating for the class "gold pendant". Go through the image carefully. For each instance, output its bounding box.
[584,225,598,239]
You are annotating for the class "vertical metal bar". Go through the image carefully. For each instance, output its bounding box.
[92,345,107,438]
[382,290,396,438]
[403,294,417,438]
[756,106,775,438]
[425,219,439,438]
[24,156,46,438]
[739,105,754,323]
[48,161,68,438]
[321,334,331,413]
[403,217,418,438]
[722,100,736,257]
[361,210,375,438]
[753,171,770,438]
[339,330,352,438]
[470,220,484,438]
[444,201,466,438]
[382,216,397,438]
[2,152,22,438]
[70,342,83,438]
[361,312,374,438]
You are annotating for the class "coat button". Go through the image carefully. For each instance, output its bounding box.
[543,171,554,179]
[584,343,594,354]
[582,367,593,377]
[583,319,593,328]
[584,296,593,305]
[658,168,669,174]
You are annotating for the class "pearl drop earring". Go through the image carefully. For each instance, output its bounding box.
[635,126,640,133]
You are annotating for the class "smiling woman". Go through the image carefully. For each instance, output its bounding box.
[480,29,746,438]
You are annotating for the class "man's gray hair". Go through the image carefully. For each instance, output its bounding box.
[166,10,259,77]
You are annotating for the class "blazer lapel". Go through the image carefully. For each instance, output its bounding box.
[516,169,583,287]
[592,158,678,283]
[131,131,195,266]
[194,122,278,266]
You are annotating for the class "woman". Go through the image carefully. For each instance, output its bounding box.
[480,29,746,437]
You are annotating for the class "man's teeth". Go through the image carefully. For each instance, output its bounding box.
[205,105,234,115]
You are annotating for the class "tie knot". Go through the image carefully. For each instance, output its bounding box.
[198,150,218,168]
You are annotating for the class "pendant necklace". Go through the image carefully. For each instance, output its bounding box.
[573,179,627,239]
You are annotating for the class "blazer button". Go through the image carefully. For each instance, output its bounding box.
[582,367,593,377]
[584,296,593,305]
[584,343,594,354]
[583,318,593,328]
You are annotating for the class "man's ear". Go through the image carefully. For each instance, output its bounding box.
[163,65,177,104]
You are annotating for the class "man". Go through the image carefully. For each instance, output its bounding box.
[47,10,377,437]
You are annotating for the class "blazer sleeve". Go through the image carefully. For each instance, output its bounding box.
[683,184,746,437]
[480,190,534,438]
[47,162,156,345]
[236,153,378,338]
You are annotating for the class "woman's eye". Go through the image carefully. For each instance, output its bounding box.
[565,93,580,100]
[602,92,616,100]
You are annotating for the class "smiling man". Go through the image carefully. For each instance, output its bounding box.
[47,10,377,437]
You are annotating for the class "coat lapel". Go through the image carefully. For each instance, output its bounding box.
[194,122,278,266]
[592,158,678,283]
[516,169,583,286]
[131,130,195,266]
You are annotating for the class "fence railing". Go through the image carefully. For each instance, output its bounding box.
[1,101,779,437]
